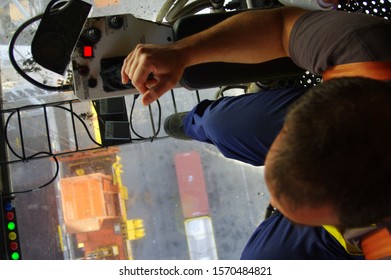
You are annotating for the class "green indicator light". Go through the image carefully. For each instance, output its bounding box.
[8,222,16,231]
[11,252,20,260]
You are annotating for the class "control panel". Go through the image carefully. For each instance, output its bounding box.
[71,14,174,101]
[1,198,22,260]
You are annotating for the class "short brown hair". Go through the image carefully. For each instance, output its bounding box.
[268,77,391,228]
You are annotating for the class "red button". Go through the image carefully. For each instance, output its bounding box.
[83,46,93,58]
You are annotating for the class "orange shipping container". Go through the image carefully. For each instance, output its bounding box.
[174,151,209,219]
[60,173,119,233]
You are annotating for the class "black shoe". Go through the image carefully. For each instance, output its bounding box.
[164,112,192,140]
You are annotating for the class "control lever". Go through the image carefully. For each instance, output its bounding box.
[100,56,134,92]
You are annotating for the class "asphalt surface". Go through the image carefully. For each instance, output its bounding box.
[120,137,269,260]
[119,88,269,260]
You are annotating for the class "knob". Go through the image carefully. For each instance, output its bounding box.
[85,27,101,44]
[109,16,124,29]
[88,77,97,88]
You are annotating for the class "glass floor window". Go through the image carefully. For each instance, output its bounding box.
[2,0,387,261]
[0,0,268,260]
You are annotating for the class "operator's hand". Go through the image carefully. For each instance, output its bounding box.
[121,44,186,106]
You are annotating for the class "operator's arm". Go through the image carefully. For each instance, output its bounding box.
[121,7,307,106]
[170,7,306,66]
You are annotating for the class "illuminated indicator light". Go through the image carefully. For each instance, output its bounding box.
[11,252,20,260]
[6,211,15,220]
[83,46,93,57]
[5,202,13,211]
[8,232,17,241]
[9,242,18,251]
[7,221,16,231]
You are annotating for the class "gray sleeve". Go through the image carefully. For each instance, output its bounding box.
[289,10,391,75]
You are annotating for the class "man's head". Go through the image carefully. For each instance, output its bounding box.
[264,77,391,228]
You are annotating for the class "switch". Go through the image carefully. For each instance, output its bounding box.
[85,27,102,44]
[109,16,123,29]
[88,77,97,88]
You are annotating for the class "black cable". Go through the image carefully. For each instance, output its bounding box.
[2,99,103,196]
[8,0,72,92]
[129,95,167,141]
[3,111,60,196]
[0,153,60,197]
[129,95,147,139]
[4,104,103,163]
[4,111,25,161]
[53,105,103,147]
[154,99,163,137]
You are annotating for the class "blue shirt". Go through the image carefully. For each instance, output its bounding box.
[241,212,364,260]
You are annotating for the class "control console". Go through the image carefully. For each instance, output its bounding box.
[71,14,174,100]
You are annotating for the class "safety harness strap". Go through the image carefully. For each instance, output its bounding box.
[361,227,391,260]
[323,225,363,255]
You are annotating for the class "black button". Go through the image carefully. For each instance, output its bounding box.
[109,16,124,29]
[88,77,97,88]
[85,27,102,44]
